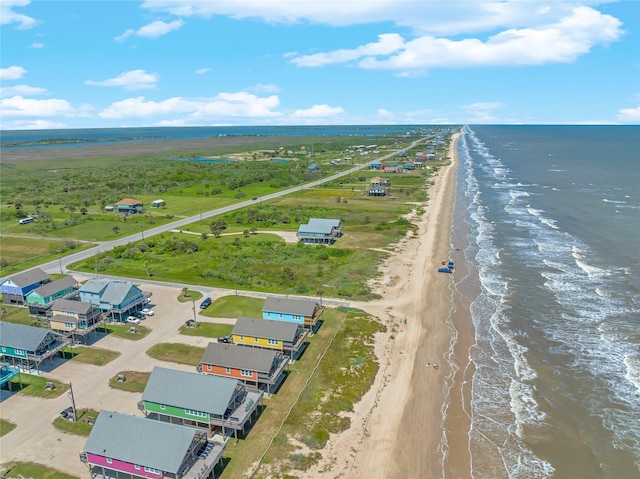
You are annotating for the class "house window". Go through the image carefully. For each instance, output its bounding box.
[67,311,74,316]
[65,322,73,328]
[1,347,5,353]
[225,367,231,374]
[241,369,253,377]
[268,339,278,345]
[160,404,165,410]
[254,337,259,343]
[144,466,161,474]
[14,349,25,355]
[184,409,208,418]
[106,458,112,464]
[240,335,244,341]
[134,465,141,470]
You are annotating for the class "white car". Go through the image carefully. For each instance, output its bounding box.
[126,316,140,324]
[141,308,154,316]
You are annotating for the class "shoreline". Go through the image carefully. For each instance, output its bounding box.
[302,130,470,478]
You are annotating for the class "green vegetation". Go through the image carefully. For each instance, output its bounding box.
[0,304,41,327]
[0,236,92,277]
[0,462,79,479]
[71,234,385,300]
[0,419,17,437]
[7,374,68,398]
[97,323,151,340]
[202,295,265,319]
[219,307,385,478]
[146,343,205,366]
[177,288,203,303]
[60,346,120,366]
[52,408,99,436]
[179,321,233,338]
[108,371,151,393]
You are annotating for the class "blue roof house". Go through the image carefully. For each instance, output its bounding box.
[0,321,69,372]
[78,279,149,322]
[0,268,51,306]
[297,218,343,244]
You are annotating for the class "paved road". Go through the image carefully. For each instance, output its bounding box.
[1,138,427,281]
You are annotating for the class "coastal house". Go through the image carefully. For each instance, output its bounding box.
[25,276,78,318]
[80,410,224,479]
[297,218,343,244]
[0,268,51,306]
[78,279,150,322]
[368,184,387,197]
[0,321,69,373]
[138,367,263,439]
[48,298,105,343]
[262,296,325,331]
[231,316,308,359]
[198,342,288,394]
[115,198,144,214]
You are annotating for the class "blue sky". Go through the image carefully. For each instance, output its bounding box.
[1,0,639,129]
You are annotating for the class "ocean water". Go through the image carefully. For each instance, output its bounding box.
[454,125,640,478]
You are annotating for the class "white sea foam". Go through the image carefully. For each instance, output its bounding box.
[624,354,640,394]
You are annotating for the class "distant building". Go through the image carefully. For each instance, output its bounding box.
[25,276,78,317]
[232,316,308,359]
[368,184,387,197]
[151,199,165,208]
[78,279,150,322]
[0,321,69,373]
[115,198,143,214]
[48,298,105,343]
[262,296,325,330]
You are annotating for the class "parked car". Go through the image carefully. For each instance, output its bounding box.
[126,316,140,324]
[199,297,212,309]
[185,319,195,328]
[141,308,154,316]
[218,335,231,343]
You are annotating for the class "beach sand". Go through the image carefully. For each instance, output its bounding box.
[300,131,472,479]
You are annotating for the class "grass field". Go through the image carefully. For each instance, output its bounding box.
[108,370,151,393]
[0,304,41,327]
[146,343,206,366]
[60,346,121,366]
[202,295,265,319]
[98,323,151,340]
[52,408,99,436]
[179,322,233,338]
[7,374,69,398]
[0,462,79,479]
[0,419,17,437]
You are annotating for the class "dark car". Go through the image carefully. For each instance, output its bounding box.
[199,297,212,309]
[185,319,195,328]
[218,335,231,343]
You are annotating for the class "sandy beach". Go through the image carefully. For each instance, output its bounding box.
[300,131,470,479]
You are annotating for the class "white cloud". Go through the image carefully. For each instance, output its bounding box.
[85,70,159,90]
[0,84,47,97]
[116,19,184,42]
[0,96,77,117]
[141,1,612,36]
[289,6,622,72]
[0,66,27,80]
[2,119,67,130]
[617,106,640,124]
[194,68,212,75]
[290,104,345,118]
[462,102,506,123]
[0,0,38,29]
[290,33,404,67]
[247,83,281,93]
[98,92,282,120]
[30,42,43,48]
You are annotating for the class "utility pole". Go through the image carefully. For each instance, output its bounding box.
[140,224,145,243]
[57,249,63,274]
[67,382,77,422]
[192,300,196,325]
